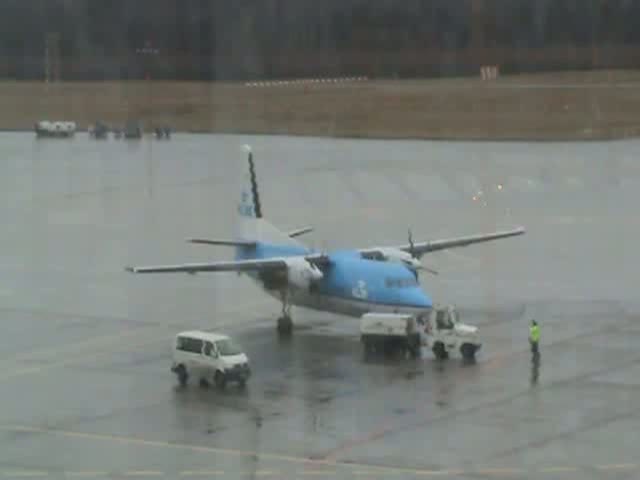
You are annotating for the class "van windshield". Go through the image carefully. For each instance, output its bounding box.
[215,339,243,356]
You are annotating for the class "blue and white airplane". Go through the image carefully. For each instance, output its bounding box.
[126,146,525,335]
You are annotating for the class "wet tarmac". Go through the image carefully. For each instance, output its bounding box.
[1,132,639,479]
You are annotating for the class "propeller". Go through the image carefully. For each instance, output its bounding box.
[408,228,415,258]
[407,228,438,276]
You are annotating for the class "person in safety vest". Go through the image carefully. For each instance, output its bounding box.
[529,320,540,356]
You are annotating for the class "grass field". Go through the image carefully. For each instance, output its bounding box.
[3,69,640,140]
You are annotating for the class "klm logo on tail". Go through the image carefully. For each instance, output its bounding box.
[238,190,255,218]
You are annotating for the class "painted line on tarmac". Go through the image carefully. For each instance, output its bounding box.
[412,471,466,476]
[3,426,635,478]
[0,464,636,477]
[1,472,48,477]
[0,330,171,382]
[0,325,156,367]
[538,466,578,473]
[596,463,637,471]
[298,471,337,476]
[122,472,163,477]
[0,425,484,477]
[65,472,109,477]
[179,471,225,477]
[0,300,273,383]
[0,425,335,468]
[473,468,524,476]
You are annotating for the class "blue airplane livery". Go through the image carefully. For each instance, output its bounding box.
[126,145,525,335]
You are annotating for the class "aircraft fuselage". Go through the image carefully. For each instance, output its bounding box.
[236,242,433,317]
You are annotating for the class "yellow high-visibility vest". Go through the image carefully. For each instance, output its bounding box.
[530,325,540,343]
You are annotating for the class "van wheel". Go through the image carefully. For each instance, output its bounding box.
[432,342,448,360]
[461,343,477,361]
[362,338,373,356]
[407,335,421,359]
[214,371,227,390]
[175,365,188,386]
[408,344,420,359]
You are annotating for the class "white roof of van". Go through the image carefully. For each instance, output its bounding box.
[176,330,229,342]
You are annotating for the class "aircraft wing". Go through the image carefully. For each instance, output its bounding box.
[187,239,257,247]
[125,253,330,274]
[361,227,525,259]
[186,227,312,245]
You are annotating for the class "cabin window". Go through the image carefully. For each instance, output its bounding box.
[385,278,418,288]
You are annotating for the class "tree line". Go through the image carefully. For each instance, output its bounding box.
[2,0,639,80]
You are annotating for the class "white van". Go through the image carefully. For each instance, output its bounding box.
[171,330,250,389]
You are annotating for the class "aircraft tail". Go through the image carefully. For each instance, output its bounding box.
[235,145,304,248]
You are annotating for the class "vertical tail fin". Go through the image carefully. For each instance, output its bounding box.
[235,145,303,247]
[238,145,262,219]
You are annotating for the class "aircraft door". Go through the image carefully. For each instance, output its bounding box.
[203,341,218,367]
[435,309,455,347]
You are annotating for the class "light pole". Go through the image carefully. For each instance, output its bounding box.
[135,40,160,197]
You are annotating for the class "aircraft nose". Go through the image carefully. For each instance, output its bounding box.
[407,288,432,308]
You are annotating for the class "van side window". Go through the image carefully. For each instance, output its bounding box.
[203,341,213,356]
[177,336,203,354]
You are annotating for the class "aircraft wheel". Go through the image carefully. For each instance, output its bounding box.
[460,343,477,362]
[432,342,448,360]
[277,316,293,336]
[175,365,188,386]
[214,371,227,390]
[362,338,375,358]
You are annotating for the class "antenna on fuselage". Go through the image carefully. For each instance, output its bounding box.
[408,228,416,259]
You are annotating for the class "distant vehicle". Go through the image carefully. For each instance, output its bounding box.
[360,305,481,361]
[34,120,76,138]
[171,330,251,389]
[360,312,422,358]
[123,120,142,139]
[154,126,171,139]
[88,121,109,139]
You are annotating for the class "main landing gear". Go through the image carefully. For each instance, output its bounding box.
[277,295,293,337]
[277,315,293,336]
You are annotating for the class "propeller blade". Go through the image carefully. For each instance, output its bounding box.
[408,228,416,258]
[421,265,439,275]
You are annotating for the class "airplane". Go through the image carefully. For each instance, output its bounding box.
[125,145,525,336]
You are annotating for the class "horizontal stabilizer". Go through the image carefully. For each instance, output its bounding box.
[288,227,313,238]
[187,238,257,247]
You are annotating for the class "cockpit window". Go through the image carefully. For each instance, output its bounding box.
[385,277,418,288]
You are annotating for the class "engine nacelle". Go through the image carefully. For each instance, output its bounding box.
[284,257,324,290]
[371,248,422,271]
